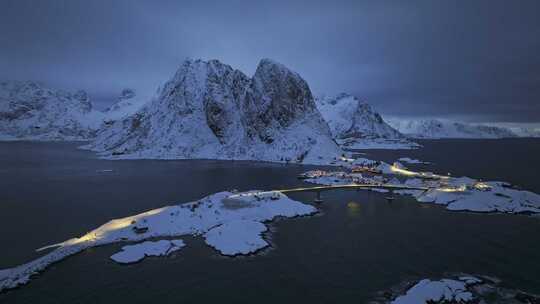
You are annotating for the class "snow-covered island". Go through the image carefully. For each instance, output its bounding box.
[316,93,419,150]
[372,274,539,304]
[0,190,316,292]
[301,159,540,214]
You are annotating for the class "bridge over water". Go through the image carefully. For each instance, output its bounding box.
[276,184,429,203]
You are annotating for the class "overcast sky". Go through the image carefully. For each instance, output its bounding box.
[1,0,539,122]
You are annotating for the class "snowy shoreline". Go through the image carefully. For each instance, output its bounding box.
[300,158,540,215]
[1,143,540,294]
[0,190,317,292]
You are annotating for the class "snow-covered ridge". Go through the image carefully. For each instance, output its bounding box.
[316,93,419,149]
[0,81,105,141]
[386,118,518,139]
[480,122,540,138]
[85,58,342,164]
[0,82,155,141]
[503,126,540,138]
[0,190,317,292]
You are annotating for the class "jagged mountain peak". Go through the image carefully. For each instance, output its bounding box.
[315,93,417,149]
[88,58,341,163]
[255,58,299,76]
[316,93,402,139]
[246,58,317,136]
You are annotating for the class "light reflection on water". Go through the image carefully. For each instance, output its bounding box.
[346,201,361,217]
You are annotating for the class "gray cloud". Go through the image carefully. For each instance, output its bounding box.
[1,0,539,120]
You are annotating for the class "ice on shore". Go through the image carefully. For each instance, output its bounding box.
[110,239,185,264]
[0,190,317,292]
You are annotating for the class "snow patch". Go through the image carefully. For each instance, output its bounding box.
[204,220,268,255]
[392,278,473,304]
[110,239,185,264]
[398,157,430,164]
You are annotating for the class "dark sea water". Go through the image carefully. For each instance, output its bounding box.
[0,139,539,303]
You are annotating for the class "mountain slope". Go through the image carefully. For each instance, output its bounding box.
[86,59,342,164]
[103,89,150,121]
[0,81,104,140]
[386,118,518,139]
[315,93,418,149]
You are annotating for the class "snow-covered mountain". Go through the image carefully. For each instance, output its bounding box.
[505,127,540,138]
[0,81,104,141]
[315,93,419,149]
[103,89,150,121]
[386,118,518,139]
[85,59,342,164]
[481,123,540,138]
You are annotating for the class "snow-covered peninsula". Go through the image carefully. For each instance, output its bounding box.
[0,190,316,292]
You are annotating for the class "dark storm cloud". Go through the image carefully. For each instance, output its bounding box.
[1,0,539,120]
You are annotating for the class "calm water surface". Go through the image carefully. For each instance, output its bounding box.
[0,139,539,303]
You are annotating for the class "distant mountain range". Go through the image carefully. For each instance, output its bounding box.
[0,82,149,141]
[385,118,535,139]
[1,59,538,162]
[0,81,104,141]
